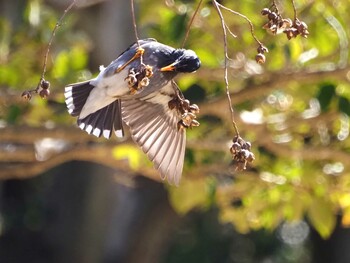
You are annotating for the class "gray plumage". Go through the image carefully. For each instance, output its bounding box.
[64,38,200,185]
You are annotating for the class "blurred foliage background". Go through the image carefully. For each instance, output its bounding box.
[1,0,350,262]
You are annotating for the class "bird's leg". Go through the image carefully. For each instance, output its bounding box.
[116,47,145,73]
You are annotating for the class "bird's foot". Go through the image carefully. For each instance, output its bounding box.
[116,47,145,73]
[125,64,153,95]
[168,97,200,130]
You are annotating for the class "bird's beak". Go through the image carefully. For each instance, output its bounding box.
[160,61,178,72]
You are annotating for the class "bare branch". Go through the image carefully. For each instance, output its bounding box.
[216,2,263,46]
[182,0,203,48]
[0,144,159,181]
[212,0,240,136]
[199,65,350,117]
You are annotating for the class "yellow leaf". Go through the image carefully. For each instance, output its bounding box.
[341,207,350,227]
[307,197,336,239]
[339,194,350,208]
[112,145,142,170]
[219,207,250,234]
[168,178,209,215]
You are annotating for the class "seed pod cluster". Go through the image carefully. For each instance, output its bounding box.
[261,7,309,40]
[169,97,200,130]
[39,80,51,99]
[21,79,51,101]
[255,44,269,64]
[125,64,153,95]
[230,135,255,171]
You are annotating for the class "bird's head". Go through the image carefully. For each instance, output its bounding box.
[160,49,200,73]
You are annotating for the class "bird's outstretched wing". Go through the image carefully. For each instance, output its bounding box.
[121,82,185,185]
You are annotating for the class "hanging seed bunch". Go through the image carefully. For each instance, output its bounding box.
[21,79,51,101]
[230,135,255,171]
[125,64,153,95]
[255,43,269,64]
[261,6,309,40]
[168,97,200,130]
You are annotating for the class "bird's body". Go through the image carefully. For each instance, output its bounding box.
[64,38,200,184]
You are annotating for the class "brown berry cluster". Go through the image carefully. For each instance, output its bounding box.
[261,7,309,40]
[125,64,153,95]
[21,79,51,101]
[255,44,269,64]
[169,97,200,130]
[230,135,255,171]
[284,18,309,40]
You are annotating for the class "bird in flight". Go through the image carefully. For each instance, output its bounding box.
[65,38,200,185]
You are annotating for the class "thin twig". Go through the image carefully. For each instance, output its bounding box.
[291,0,297,21]
[216,2,263,46]
[131,0,140,46]
[271,0,280,14]
[130,0,143,64]
[38,0,76,91]
[212,0,239,136]
[225,23,237,38]
[181,0,203,48]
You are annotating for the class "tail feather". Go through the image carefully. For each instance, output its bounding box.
[77,100,124,139]
[65,81,94,117]
[65,81,124,139]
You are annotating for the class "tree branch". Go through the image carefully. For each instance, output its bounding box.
[199,65,350,117]
[0,144,159,181]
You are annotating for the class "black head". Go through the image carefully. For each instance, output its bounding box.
[160,49,200,73]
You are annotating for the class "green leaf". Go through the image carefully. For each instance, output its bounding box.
[338,96,350,115]
[52,50,69,79]
[69,47,88,70]
[6,105,21,124]
[307,197,336,239]
[316,83,336,112]
[169,14,187,42]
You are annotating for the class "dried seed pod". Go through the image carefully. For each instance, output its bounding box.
[255,53,266,64]
[168,98,177,110]
[140,77,150,87]
[189,104,200,114]
[127,75,137,86]
[41,80,50,90]
[269,24,278,34]
[257,45,269,54]
[181,99,190,109]
[282,18,293,28]
[21,91,32,101]
[178,120,188,130]
[247,152,255,162]
[191,119,200,127]
[244,141,251,150]
[182,112,196,120]
[268,12,278,22]
[261,8,271,16]
[129,68,136,75]
[263,21,273,30]
[230,146,237,155]
[230,143,241,155]
[39,89,50,99]
[298,21,309,37]
[144,65,153,78]
[241,149,250,159]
